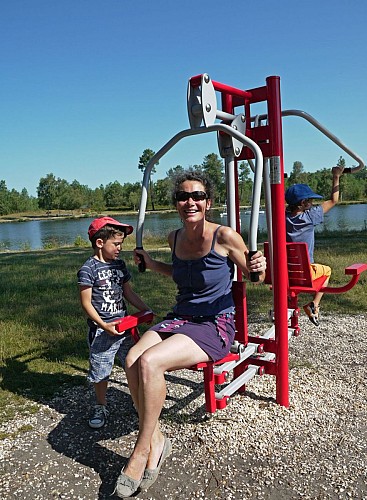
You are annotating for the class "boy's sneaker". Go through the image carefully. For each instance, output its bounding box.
[303,302,320,326]
[89,404,108,429]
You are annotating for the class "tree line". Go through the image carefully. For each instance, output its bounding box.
[0,152,366,216]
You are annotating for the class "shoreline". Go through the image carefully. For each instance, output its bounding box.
[0,201,366,224]
[0,208,180,224]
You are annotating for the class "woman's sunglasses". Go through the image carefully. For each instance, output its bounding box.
[175,191,208,202]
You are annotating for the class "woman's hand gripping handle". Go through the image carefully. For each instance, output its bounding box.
[135,247,146,272]
[248,250,267,283]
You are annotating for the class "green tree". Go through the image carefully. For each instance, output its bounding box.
[154,178,171,206]
[37,173,58,210]
[122,182,141,205]
[0,182,38,215]
[238,161,253,205]
[312,168,332,198]
[138,149,158,210]
[121,182,141,209]
[53,178,69,212]
[90,186,106,212]
[288,161,309,185]
[0,180,10,215]
[165,165,185,203]
[201,153,224,204]
[341,174,363,201]
[19,188,38,212]
[355,168,367,199]
[166,165,184,180]
[59,182,85,210]
[129,191,140,211]
[104,181,124,208]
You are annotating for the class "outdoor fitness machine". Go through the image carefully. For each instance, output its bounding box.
[116,74,366,412]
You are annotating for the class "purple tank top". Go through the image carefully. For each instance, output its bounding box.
[172,227,235,317]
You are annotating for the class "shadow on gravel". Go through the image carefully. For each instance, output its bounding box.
[47,384,137,498]
[46,371,210,498]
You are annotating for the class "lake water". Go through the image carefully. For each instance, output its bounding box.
[1,204,367,251]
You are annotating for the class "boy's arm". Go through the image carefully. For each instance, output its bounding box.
[79,285,120,335]
[123,281,153,312]
[322,166,344,214]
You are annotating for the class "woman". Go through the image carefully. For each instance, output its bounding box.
[114,170,266,497]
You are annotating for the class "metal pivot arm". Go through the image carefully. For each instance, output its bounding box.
[251,109,365,173]
[136,124,264,263]
[282,110,365,173]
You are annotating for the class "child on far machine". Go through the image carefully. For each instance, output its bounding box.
[285,166,344,326]
[77,216,151,429]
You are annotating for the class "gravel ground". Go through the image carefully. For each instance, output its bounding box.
[1,314,366,500]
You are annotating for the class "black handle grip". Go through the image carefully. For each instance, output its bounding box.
[344,167,352,174]
[135,247,146,273]
[249,250,260,283]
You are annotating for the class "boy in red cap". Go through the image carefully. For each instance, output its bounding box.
[77,217,151,428]
[285,166,344,325]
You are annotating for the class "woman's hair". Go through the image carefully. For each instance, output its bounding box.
[90,225,126,249]
[171,169,214,206]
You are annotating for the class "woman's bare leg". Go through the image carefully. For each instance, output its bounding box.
[123,333,210,480]
[125,329,163,412]
[123,330,164,478]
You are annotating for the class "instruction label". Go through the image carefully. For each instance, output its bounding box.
[270,156,281,184]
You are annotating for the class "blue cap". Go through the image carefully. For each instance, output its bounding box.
[285,184,323,205]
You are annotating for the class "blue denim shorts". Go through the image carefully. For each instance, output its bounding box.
[87,325,134,383]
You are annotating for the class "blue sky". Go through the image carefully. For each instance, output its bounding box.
[1,0,366,196]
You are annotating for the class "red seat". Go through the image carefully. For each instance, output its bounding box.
[263,241,367,334]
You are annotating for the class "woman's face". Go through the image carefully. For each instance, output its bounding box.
[175,180,211,223]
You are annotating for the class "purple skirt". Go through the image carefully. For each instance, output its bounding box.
[149,312,235,362]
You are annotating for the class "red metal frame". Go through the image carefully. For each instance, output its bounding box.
[188,73,365,410]
[136,74,367,413]
[187,74,290,408]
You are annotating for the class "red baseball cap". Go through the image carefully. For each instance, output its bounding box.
[88,217,133,240]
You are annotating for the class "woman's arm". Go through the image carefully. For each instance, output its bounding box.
[217,226,266,283]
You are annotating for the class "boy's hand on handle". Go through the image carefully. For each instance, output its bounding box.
[103,321,122,337]
[114,310,156,335]
[332,166,345,177]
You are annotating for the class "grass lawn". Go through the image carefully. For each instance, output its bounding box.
[0,231,366,432]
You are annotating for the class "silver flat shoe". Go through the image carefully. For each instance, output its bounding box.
[113,470,142,498]
[140,437,172,490]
